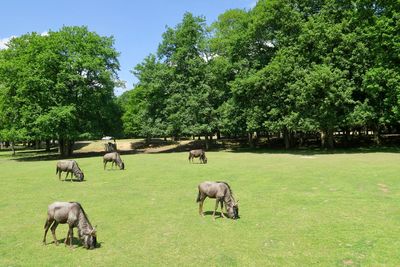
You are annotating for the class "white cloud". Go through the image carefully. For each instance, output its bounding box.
[0,36,16,50]
[0,31,48,50]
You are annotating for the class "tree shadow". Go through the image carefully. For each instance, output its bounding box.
[8,137,400,162]
[227,145,400,156]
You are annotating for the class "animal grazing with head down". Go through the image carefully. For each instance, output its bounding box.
[196,181,239,220]
[56,160,84,181]
[103,152,125,170]
[43,201,97,249]
[188,149,207,164]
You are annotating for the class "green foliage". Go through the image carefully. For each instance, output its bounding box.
[0,26,121,153]
[100,2,400,147]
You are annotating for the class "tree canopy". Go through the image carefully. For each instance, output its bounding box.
[121,0,400,148]
[0,26,122,156]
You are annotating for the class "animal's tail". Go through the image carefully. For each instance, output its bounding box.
[55,167,58,175]
[196,189,201,203]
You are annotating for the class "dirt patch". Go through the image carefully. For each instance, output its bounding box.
[342,259,353,265]
[377,183,389,193]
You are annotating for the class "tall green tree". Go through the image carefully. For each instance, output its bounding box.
[0,26,121,156]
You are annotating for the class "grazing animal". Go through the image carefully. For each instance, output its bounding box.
[188,149,207,164]
[56,160,84,181]
[196,181,239,220]
[43,201,97,249]
[103,152,125,170]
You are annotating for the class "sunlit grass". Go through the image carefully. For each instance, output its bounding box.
[1,149,400,266]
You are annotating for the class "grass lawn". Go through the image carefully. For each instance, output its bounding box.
[1,148,400,266]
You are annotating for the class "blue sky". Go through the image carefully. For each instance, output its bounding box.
[0,0,256,95]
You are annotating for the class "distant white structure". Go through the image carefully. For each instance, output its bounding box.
[102,136,117,152]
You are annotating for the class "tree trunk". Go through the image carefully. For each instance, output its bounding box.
[321,129,334,148]
[216,131,221,140]
[45,140,51,152]
[35,140,41,149]
[373,125,381,145]
[248,132,254,148]
[58,139,65,156]
[11,141,16,156]
[283,128,290,149]
[205,135,209,150]
[59,139,73,157]
[327,128,334,148]
[320,130,326,148]
[67,140,74,156]
[344,129,351,147]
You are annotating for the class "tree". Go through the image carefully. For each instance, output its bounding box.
[0,26,121,156]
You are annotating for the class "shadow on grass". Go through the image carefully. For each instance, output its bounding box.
[58,178,86,182]
[202,211,239,220]
[6,138,400,162]
[48,237,102,249]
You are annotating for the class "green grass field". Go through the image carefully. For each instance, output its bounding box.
[1,148,400,266]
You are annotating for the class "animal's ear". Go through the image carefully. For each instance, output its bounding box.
[91,228,97,236]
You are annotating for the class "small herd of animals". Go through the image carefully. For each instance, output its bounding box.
[46,149,239,250]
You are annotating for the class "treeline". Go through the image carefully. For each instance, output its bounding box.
[121,0,400,148]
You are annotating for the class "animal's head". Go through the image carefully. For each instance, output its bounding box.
[78,172,84,181]
[120,162,125,170]
[202,156,207,164]
[227,201,239,219]
[82,227,97,249]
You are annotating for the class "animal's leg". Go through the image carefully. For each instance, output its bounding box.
[104,161,107,170]
[220,201,226,218]
[58,171,62,181]
[68,226,74,248]
[199,198,205,217]
[43,219,53,244]
[50,221,59,245]
[64,228,70,245]
[212,199,220,220]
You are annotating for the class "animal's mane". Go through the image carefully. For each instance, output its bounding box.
[73,202,91,225]
[215,181,233,195]
[72,161,82,174]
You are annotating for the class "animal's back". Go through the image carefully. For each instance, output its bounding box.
[190,149,204,157]
[56,160,74,171]
[103,152,117,161]
[198,181,224,198]
[47,201,77,223]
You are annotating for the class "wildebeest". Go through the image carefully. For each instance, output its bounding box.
[56,160,84,181]
[103,152,125,170]
[188,149,207,164]
[196,181,239,220]
[43,202,97,249]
